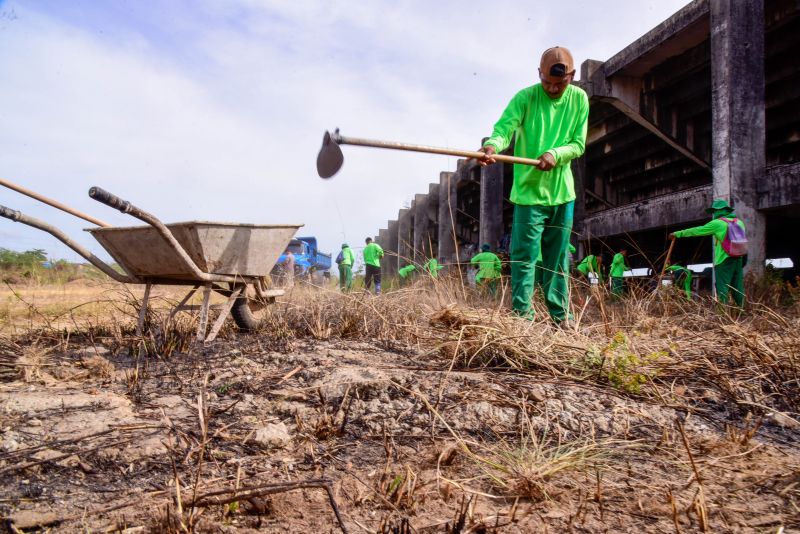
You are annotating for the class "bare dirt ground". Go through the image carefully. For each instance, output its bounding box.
[1,281,799,533]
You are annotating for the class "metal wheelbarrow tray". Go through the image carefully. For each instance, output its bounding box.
[88,221,299,282]
[0,183,302,342]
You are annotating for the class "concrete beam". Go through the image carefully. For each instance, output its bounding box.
[438,171,457,265]
[759,162,800,210]
[479,162,504,250]
[594,95,711,170]
[603,0,709,77]
[711,0,766,272]
[582,185,712,237]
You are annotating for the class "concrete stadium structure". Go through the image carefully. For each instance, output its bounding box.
[375,0,799,280]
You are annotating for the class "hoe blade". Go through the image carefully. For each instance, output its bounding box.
[316,130,344,179]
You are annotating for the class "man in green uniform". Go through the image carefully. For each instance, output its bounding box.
[424,258,444,279]
[666,264,693,300]
[398,264,417,285]
[362,237,384,295]
[478,46,589,324]
[338,243,354,292]
[576,254,603,284]
[670,199,746,309]
[471,243,503,297]
[609,249,630,298]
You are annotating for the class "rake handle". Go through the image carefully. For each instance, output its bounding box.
[334,134,541,167]
[657,238,677,287]
[0,178,110,227]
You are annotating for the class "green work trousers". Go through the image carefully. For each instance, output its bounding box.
[715,257,744,309]
[339,264,353,292]
[511,202,573,321]
[611,277,625,298]
[478,277,500,298]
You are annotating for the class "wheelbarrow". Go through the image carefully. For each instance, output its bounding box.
[0,180,302,342]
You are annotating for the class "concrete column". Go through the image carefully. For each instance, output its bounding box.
[397,208,412,270]
[413,193,429,261]
[479,162,504,250]
[710,0,766,273]
[438,171,457,264]
[377,228,389,275]
[386,219,399,277]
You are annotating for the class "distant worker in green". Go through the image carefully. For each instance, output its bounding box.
[477,46,589,324]
[398,264,417,285]
[424,258,444,279]
[609,249,630,298]
[670,199,747,309]
[362,237,384,295]
[471,244,503,297]
[666,264,693,300]
[576,254,603,284]
[337,243,355,292]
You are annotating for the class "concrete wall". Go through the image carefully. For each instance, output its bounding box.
[374,0,800,273]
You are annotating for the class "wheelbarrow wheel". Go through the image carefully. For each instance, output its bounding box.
[229,281,274,332]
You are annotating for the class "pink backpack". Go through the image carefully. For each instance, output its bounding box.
[720,218,748,257]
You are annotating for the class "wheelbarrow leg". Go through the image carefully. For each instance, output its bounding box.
[168,285,200,323]
[137,283,152,336]
[196,284,213,342]
[205,285,243,343]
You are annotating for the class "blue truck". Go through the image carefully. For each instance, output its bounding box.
[274,236,332,280]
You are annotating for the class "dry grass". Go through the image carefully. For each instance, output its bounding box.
[1,271,798,532]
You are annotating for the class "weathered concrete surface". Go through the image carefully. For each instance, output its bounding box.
[397,208,412,270]
[711,0,766,273]
[582,185,712,238]
[438,171,457,265]
[413,193,432,261]
[603,0,710,77]
[760,163,800,210]
[385,220,399,277]
[479,162,504,250]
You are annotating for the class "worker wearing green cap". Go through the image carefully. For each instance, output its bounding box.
[609,249,630,298]
[670,199,746,309]
[338,243,355,292]
[666,264,693,300]
[471,244,503,297]
[477,46,589,324]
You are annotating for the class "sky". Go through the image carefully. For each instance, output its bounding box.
[0,0,692,266]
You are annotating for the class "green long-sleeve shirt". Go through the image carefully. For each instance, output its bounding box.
[340,247,355,266]
[363,243,384,267]
[424,258,443,278]
[398,265,416,278]
[484,84,589,207]
[673,215,746,266]
[576,255,603,282]
[610,253,629,278]
[470,251,502,281]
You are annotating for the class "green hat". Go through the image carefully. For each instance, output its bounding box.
[705,199,734,215]
[341,243,349,249]
[481,243,491,252]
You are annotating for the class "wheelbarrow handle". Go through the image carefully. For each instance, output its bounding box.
[0,205,22,222]
[89,186,134,214]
